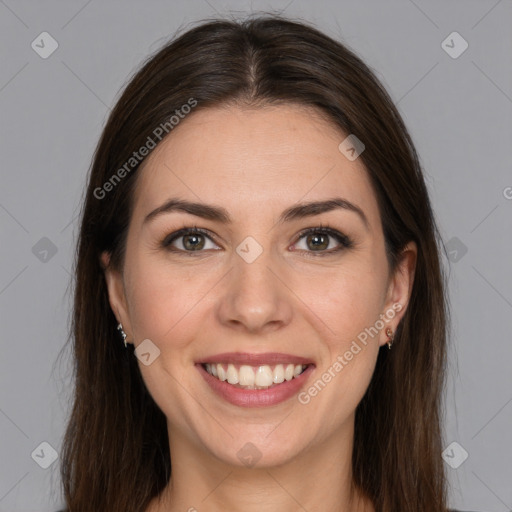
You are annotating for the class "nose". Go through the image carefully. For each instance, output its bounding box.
[215,247,293,335]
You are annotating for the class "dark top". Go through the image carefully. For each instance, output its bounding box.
[56,508,483,511]
[56,509,482,511]
[52,507,477,511]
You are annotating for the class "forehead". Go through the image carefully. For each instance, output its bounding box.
[131,104,379,227]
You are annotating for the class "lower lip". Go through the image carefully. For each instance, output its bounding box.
[197,364,315,408]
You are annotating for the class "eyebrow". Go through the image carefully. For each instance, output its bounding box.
[143,197,369,230]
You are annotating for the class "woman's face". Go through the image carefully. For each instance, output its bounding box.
[103,103,416,468]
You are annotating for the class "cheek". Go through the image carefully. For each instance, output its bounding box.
[124,256,210,411]
[296,267,386,430]
[305,261,388,346]
[124,251,217,347]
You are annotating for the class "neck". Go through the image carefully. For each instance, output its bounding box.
[146,419,374,512]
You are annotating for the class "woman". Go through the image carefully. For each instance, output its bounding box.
[58,14,478,512]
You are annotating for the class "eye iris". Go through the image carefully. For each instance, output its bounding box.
[183,233,205,250]
[307,233,328,251]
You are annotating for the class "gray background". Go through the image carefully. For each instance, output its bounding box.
[0,1,511,511]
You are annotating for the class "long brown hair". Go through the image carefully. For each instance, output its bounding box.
[58,14,450,511]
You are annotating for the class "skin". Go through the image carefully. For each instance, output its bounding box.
[102,103,417,512]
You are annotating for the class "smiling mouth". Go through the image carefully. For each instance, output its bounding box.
[202,363,310,389]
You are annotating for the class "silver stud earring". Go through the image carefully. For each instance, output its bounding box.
[117,323,128,348]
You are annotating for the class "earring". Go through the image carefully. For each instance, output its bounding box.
[117,323,128,348]
[386,327,394,350]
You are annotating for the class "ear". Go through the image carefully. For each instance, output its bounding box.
[379,241,417,347]
[100,251,133,344]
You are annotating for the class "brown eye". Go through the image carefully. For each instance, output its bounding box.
[181,233,206,251]
[162,228,219,253]
[305,232,329,251]
[293,226,353,255]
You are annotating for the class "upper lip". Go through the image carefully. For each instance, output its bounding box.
[197,352,314,366]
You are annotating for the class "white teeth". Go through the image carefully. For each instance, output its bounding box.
[284,364,294,381]
[273,364,285,384]
[255,366,273,387]
[204,362,308,388]
[217,364,227,381]
[239,365,255,386]
[226,363,239,384]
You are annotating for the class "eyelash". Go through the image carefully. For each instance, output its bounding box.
[160,223,353,258]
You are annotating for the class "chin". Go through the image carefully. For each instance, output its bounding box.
[199,427,309,469]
